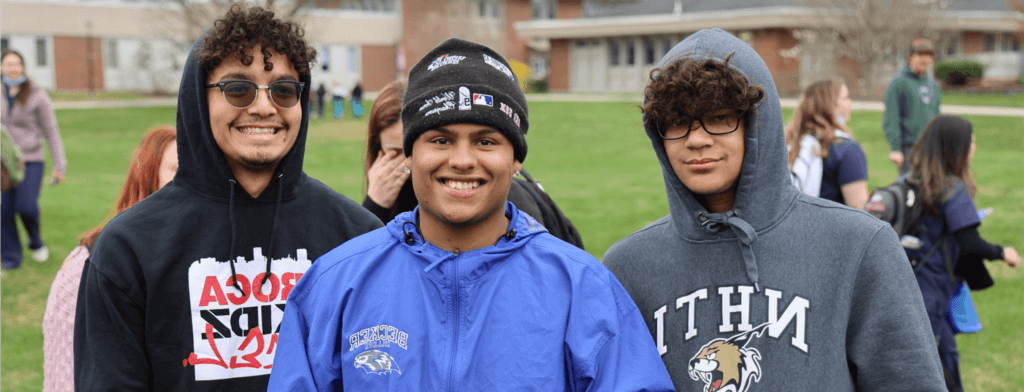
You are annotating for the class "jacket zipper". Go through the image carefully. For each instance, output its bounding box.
[447,250,461,391]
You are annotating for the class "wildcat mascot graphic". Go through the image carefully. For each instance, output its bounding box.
[355,350,401,375]
[688,323,770,392]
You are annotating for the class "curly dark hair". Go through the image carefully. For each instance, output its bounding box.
[198,3,316,77]
[642,53,764,129]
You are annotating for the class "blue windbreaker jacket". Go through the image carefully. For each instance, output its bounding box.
[269,203,674,391]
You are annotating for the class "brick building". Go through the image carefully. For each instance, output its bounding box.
[3,0,1021,96]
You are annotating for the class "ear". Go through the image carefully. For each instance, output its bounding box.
[513,160,522,174]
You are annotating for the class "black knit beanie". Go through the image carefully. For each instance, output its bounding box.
[402,38,529,163]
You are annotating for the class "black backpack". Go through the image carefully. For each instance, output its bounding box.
[511,169,585,250]
[865,177,949,274]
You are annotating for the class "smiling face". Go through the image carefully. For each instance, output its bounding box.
[411,123,521,229]
[664,113,746,202]
[206,45,301,175]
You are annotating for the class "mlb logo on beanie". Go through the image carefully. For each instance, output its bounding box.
[402,38,529,163]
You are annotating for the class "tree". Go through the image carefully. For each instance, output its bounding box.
[794,0,949,98]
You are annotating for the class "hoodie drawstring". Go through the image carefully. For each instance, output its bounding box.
[227,179,243,294]
[261,173,285,289]
[700,210,761,292]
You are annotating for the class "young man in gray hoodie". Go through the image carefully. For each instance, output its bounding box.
[603,28,946,391]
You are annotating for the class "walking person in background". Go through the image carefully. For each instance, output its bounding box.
[786,78,869,208]
[350,82,364,119]
[315,82,326,119]
[884,38,940,174]
[42,126,177,392]
[602,29,945,390]
[332,81,346,120]
[904,115,1019,392]
[1,50,67,271]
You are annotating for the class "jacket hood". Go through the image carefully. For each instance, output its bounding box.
[386,202,548,276]
[174,35,312,202]
[644,28,799,290]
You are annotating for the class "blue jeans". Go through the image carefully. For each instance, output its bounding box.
[1,161,45,269]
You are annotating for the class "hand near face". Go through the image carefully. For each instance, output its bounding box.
[367,150,411,208]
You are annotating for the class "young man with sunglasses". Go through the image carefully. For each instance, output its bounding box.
[74,5,382,391]
[267,38,673,391]
[602,29,945,390]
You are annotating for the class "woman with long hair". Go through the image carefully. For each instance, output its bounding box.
[1,50,68,270]
[361,79,414,222]
[41,126,177,392]
[907,115,1018,392]
[785,78,868,208]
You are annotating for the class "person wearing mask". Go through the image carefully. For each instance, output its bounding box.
[786,78,869,208]
[884,38,940,174]
[43,126,178,392]
[268,38,673,391]
[904,114,1019,392]
[73,5,382,390]
[602,29,945,390]
[1,50,67,270]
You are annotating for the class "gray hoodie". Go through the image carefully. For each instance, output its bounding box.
[602,29,945,391]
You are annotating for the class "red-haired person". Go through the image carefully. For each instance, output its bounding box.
[786,78,868,208]
[41,126,177,392]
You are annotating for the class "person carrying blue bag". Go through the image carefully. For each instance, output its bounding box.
[903,114,1019,392]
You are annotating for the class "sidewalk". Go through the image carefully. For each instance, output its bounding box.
[53,94,1024,117]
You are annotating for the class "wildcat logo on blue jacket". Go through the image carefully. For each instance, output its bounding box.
[355,350,401,375]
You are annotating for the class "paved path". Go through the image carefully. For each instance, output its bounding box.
[53,93,1024,117]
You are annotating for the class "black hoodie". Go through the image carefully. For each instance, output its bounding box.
[74,38,383,391]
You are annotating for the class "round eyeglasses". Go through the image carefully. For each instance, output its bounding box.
[657,110,746,140]
[206,80,305,109]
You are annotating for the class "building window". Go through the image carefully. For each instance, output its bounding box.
[1,38,8,54]
[625,39,635,66]
[1005,33,1021,52]
[106,39,118,68]
[532,0,556,19]
[36,37,47,66]
[983,33,996,52]
[320,45,330,71]
[662,38,673,60]
[608,40,620,66]
[479,0,499,18]
[347,46,357,73]
[643,37,656,65]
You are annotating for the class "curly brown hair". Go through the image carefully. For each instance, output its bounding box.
[198,4,316,77]
[642,53,764,130]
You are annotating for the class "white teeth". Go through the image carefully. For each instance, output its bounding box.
[238,127,275,135]
[445,180,480,190]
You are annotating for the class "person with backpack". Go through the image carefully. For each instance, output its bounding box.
[267,38,672,390]
[361,79,583,248]
[786,78,868,209]
[901,114,1018,392]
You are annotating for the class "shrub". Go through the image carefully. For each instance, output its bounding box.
[525,80,548,93]
[934,60,984,85]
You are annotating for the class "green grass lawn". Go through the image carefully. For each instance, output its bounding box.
[2,102,1021,391]
[940,91,1024,108]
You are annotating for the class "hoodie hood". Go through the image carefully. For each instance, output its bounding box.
[174,35,311,202]
[644,28,799,290]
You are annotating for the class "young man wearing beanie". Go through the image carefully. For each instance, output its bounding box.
[268,38,673,391]
[884,37,941,174]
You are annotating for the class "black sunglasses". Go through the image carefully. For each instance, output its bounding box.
[206,80,305,109]
[657,110,746,140]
